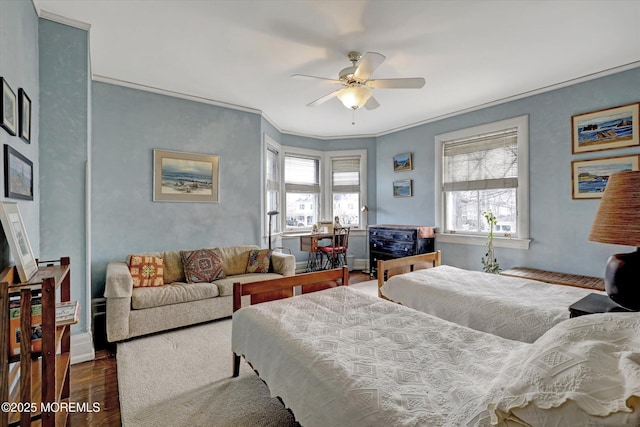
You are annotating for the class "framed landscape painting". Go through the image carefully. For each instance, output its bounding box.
[4,145,33,200]
[572,103,639,153]
[393,179,412,197]
[153,149,219,202]
[572,155,639,199]
[1,78,17,136]
[393,152,412,172]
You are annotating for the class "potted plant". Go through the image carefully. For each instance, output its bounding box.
[481,211,500,273]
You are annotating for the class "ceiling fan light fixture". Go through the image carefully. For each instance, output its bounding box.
[337,86,372,110]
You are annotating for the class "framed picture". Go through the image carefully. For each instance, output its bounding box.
[0,202,37,282]
[18,89,31,143]
[393,152,412,172]
[4,145,33,200]
[393,179,413,197]
[572,103,639,153]
[571,155,639,199]
[153,149,220,202]
[1,77,17,136]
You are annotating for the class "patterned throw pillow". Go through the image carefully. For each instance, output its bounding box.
[180,248,225,283]
[129,255,164,287]
[246,249,272,273]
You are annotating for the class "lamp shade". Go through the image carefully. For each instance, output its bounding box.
[589,170,640,246]
[337,86,372,110]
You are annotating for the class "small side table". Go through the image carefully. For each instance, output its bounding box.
[569,293,634,318]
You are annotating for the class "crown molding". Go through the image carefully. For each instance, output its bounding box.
[38,9,92,31]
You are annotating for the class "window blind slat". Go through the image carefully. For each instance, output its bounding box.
[442,177,518,192]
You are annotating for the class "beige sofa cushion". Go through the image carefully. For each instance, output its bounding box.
[127,251,186,284]
[213,272,284,297]
[217,245,260,276]
[132,282,220,309]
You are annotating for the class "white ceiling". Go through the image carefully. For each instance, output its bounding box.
[33,0,640,139]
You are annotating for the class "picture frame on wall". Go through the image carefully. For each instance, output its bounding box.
[571,103,639,154]
[1,77,18,136]
[0,202,38,282]
[4,145,33,201]
[153,149,220,203]
[18,88,31,143]
[571,154,639,199]
[393,179,413,197]
[393,152,413,172]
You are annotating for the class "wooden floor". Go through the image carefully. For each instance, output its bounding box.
[66,270,371,426]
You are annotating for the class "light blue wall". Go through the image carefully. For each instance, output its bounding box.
[39,19,89,334]
[377,67,640,277]
[91,83,263,297]
[0,0,40,269]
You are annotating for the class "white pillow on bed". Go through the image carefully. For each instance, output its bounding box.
[487,312,640,426]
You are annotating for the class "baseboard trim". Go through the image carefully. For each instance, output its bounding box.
[71,332,95,365]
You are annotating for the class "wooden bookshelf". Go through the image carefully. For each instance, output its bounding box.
[0,257,71,427]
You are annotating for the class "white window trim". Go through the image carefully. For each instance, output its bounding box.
[280,146,368,235]
[434,115,531,250]
[264,134,281,238]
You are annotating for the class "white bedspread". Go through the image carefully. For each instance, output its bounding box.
[380,265,605,343]
[232,286,524,427]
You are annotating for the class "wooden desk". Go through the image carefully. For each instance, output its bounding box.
[300,233,333,271]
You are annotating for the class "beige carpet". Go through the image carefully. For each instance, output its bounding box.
[117,319,299,427]
[117,281,377,427]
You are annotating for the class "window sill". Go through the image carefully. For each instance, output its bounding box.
[436,233,531,250]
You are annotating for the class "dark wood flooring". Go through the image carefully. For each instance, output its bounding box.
[66,271,371,426]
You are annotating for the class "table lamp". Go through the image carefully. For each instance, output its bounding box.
[588,170,640,310]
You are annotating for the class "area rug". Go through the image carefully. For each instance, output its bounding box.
[117,319,299,427]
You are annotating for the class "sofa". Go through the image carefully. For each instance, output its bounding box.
[104,245,295,342]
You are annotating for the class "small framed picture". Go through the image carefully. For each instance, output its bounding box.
[571,103,639,154]
[18,89,31,143]
[0,202,37,282]
[1,77,18,136]
[393,179,413,197]
[571,154,639,199]
[393,152,412,172]
[4,145,34,200]
[153,149,220,203]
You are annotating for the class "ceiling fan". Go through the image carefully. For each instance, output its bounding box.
[292,51,425,111]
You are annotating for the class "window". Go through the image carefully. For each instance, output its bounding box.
[284,154,320,230]
[265,137,281,233]
[274,147,367,232]
[331,156,361,228]
[435,116,530,248]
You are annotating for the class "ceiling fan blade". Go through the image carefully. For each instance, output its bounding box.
[364,96,380,110]
[306,90,340,107]
[367,78,426,89]
[354,52,386,80]
[291,74,343,85]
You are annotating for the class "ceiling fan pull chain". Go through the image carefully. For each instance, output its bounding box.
[352,108,356,125]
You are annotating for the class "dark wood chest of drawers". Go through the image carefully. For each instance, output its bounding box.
[369,224,435,278]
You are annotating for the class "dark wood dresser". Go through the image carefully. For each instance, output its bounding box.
[369,224,435,278]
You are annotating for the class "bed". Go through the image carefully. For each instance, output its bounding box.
[231,268,640,427]
[377,253,607,343]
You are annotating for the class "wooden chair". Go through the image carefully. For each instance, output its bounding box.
[319,227,350,270]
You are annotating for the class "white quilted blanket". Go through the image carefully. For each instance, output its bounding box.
[232,286,523,427]
[380,265,605,343]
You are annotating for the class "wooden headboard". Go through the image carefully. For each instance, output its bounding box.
[233,266,349,312]
[377,251,441,299]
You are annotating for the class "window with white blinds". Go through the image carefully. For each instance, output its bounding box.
[436,115,529,241]
[331,156,361,227]
[443,128,518,192]
[284,154,320,230]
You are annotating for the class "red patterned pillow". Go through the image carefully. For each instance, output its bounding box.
[180,248,225,283]
[246,249,272,273]
[129,255,164,287]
